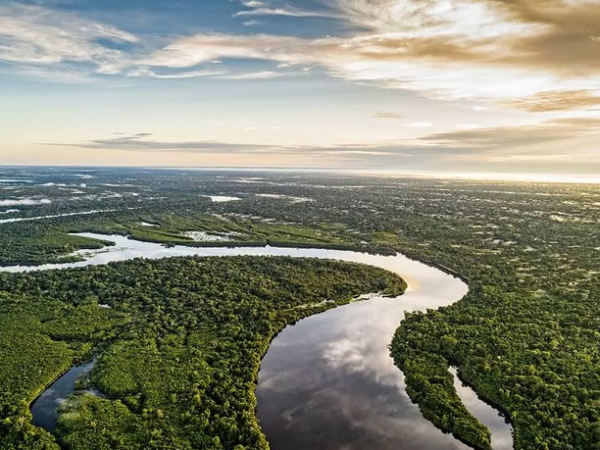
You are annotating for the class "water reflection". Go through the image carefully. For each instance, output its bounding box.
[31,360,95,432]
[451,368,514,450]
[256,253,476,450]
[1,233,512,450]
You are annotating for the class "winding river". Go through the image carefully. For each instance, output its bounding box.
[2,233,513,450]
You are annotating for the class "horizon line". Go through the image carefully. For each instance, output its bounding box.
[0,165,599,185]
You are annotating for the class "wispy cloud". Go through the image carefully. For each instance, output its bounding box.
[43,118,600,172]
[504,90,600,112]
[0,3,137,75]
[4,0,600,116]
[43,133,283,153]
[127,67,226,79]
[139,0,600,108]
[234,0,334,18]
[420,117,600,151]
[140,34,306,68]
[243,20,263,27]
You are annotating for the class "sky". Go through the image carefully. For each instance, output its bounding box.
[1,0,600,179]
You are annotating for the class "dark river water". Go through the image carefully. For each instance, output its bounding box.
[256,298,465,450]
[2,233,513,450]
[30,360,95,432]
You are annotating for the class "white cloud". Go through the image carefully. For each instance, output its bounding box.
[234,0,334,18]
[328,0,542,37]
[3,0,600,115]
[0,3,137,74]
[140,34,306,69]
[234,7,325,17]
[127,67,226,79]
[137,27,600,106]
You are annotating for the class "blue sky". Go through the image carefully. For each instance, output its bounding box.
[1,0,600,180]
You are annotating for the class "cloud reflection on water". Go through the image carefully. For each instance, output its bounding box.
[10,233,511,450]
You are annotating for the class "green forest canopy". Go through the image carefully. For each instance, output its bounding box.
[0,255,405,450]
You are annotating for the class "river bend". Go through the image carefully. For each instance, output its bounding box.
[1,233,513,450]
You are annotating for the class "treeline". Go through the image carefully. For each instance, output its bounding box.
[0,208,376,267]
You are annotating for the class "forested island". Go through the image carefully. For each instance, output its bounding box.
[0,255,405,449]
[1,167,600,449]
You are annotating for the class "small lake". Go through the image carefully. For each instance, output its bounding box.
[1,233,513,450]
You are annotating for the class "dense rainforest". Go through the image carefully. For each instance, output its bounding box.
[2,167,600,449]
[0,254,405,449]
